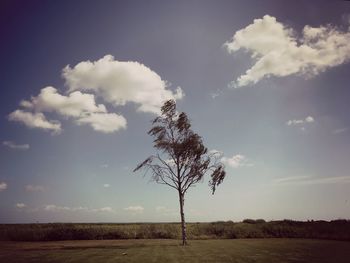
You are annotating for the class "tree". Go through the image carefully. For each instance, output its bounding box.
[134,100,226,245]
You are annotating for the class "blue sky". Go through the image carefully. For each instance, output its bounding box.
[1,0,350,223]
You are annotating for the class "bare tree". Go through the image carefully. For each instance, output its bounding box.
[134,100,226,245]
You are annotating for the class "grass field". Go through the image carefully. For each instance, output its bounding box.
[1,239,350,263]
[1,220,350,241]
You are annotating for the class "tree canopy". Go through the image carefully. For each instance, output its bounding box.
[134,99,226,245]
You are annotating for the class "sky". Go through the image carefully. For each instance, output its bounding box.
[1,0,350,223]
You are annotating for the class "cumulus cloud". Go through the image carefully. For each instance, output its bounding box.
[75,112,126,133]
[9,55,182,133]
[286,116,314,126]
[0,182,8,191]
[25,184,44,192]
[10,87,126,133]
[20,86,107,117]
[8,110,62,134]
[124,205,144,213]
[62,55,184,114]
[3,141,30,150]
[225,15,350,87]
[221,154,252,168]
[16,203,27,208]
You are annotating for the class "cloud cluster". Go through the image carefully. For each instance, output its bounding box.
[3,141,30,150]
[286,116,314,126]
[95,207,113,212]
[209,149,253,169]
[63,55,184,114]
[221,154,252,168]
[16,203,26,208]
[124,205,144,213]
[9,86,126,134]
[0,182,7,191]
[8,55,183,134]
[20,86,107,117]
[76,112,126,133]
[44,204,114,213]
[225,15,350,87]
[8,110,62,134]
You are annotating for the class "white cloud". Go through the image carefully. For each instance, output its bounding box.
[94,207,113,212]
[286,116,315,126]
[9,55,183,133]
[273,175,313,184]
[25,185,44,192]
[225,15,350,87]
[305,116,314,123]
[0,182,8,191]
[44,204,114,213]
[273,175,350,185]
[221,154,252,168]
[124,205,144,213]
[286,119,303,126]
[100,164,109,168]
[210,92,220,99]
[11,86,126,134]
[103,184,110,188]
[20,86,107,117]
[210,89,223,99]
[8,110,62,134]
[16,203,27,209]
[3,141,29,150]
[44,204,72,212]
[332,127,348,135]
[75,112,126,133]
[62,55,184,114]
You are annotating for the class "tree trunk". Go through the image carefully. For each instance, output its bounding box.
[178,191,187,245]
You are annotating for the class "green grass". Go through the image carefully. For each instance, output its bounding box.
[1,239,350,263]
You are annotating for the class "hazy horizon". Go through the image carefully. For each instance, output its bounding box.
[1,0,350,224]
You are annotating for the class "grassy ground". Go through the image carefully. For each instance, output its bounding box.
[2,220,350,241]
[1,239,349,263]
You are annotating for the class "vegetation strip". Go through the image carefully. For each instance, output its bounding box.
[1,220,349,242]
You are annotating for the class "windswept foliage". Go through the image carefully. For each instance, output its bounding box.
[134,100,226,245]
